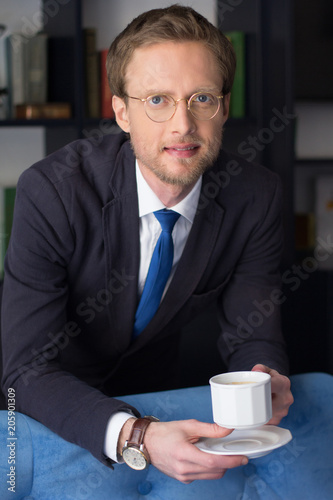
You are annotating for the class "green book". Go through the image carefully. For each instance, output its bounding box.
[226,31,246,118]
[0,186,16,279]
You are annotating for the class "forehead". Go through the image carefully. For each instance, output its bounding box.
[125,41,222,95]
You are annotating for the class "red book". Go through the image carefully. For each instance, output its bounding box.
[100,49,114,119]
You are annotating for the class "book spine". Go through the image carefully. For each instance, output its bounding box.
[100,49,114,119]
[226,31,246,118]
[6,34,26,117]
[25,32,48,104]
[15,103,71,119]
[0,186,16,279]
[0,35,10,119]
[4,37,12,117]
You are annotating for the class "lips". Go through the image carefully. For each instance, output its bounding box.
[164,143,200,158]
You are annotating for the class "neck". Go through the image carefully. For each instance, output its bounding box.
[138,164,196,208]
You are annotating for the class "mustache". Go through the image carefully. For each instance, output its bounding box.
[161,136,204,149]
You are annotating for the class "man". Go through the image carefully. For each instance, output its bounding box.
[1,5,293,484]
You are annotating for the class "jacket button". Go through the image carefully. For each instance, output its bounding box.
[137,480,152,495]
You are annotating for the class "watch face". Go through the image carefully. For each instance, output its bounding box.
[123,447,147,470]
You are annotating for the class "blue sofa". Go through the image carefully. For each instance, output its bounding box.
[0,372,332,499]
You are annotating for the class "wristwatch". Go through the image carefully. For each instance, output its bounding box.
[122,416,159,470]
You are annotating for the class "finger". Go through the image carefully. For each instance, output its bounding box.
[251,363,272,374]
[272,378,292,398]
[172,447,247,483]
[185,442,248,470]
[252,365,290,394]
[178,468,228,483]
[185,419,235,440]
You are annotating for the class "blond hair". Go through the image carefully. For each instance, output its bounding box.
[106,4,236,98]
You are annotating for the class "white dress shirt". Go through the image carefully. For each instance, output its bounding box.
[104,161,202,463]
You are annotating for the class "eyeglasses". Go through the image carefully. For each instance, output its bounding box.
[126,92,224,122]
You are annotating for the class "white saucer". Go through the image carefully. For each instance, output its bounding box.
[195,425,292,458]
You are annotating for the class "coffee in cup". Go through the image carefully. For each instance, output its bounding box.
[209,371,272,429]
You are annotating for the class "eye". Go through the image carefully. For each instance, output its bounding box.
[147,95,171,107]
[194,93,213,104]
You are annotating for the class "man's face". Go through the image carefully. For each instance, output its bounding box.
[113,41,230,188]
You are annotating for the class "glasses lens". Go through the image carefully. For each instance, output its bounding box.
[145,94,175,122]
[189,93,220,120]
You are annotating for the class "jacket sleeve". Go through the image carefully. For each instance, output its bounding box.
[217,173,289,375]
[1,167,139,467]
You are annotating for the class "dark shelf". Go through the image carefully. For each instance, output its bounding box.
[296,159,333,166]
[0,118,78,127]
[4,1,331,377]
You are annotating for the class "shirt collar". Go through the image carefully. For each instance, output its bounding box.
[136,160,201,224]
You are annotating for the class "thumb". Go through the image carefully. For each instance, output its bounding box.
[190,420,234,440]
[252,363,270,373]
[210,422,234,438]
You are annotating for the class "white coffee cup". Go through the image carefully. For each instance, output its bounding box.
[210,371,272,429]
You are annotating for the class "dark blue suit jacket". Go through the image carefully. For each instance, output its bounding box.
[1,132,288,466]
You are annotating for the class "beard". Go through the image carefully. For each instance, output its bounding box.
[130,128,224,187]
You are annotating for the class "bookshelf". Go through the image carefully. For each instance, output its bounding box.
[290,0,333,376]
[35,0,296,271]
[218,0,295,269]
[1,0,295,187]
[0,0,295,223]
[183,0,297,385]
[6,1,325,380]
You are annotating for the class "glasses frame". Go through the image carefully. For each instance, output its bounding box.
[126,92,224,122]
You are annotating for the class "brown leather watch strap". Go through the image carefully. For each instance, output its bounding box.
[127,417,156,448]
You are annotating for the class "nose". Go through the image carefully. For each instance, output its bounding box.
[171,98,197,135]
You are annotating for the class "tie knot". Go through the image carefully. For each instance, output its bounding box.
[154,209,180,233]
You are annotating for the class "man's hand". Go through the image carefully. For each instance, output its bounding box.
[119,418,248,484]
[144,419,247,483]
[252,364,294,425]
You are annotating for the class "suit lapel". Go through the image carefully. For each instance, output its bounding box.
[102,142,140,353]
[132,195,225,349]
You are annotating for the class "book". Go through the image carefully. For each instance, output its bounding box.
[0,33,7,90]
[83,28,100,118]
[6,32,48,118]
[6,34,26,117]
[15,103,71,119]
[0,186,16,279]
[24,32,48,104]
[100,49,114,119]
[225,31,246,118]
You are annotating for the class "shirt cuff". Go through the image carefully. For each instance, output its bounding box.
[104,411,135,463]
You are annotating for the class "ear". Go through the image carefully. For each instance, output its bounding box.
[222,92,231,118]
[112,95,130,133]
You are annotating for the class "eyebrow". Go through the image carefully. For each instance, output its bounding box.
[142,86,222,96]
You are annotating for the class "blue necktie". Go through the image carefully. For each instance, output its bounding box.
[133,209,180,337]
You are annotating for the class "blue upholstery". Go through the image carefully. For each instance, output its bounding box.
[0,372,332,499]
